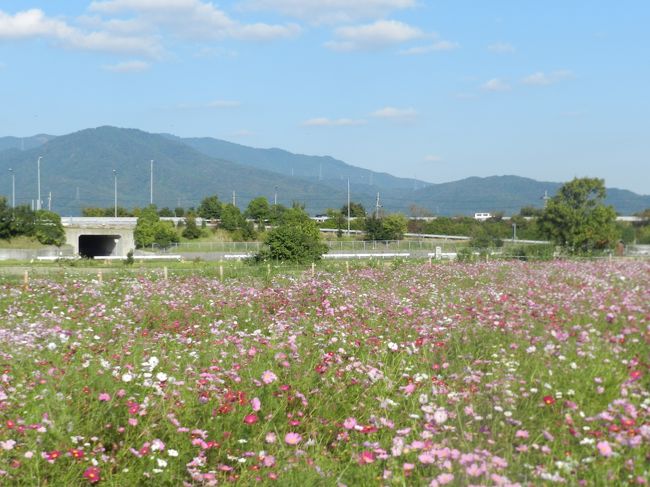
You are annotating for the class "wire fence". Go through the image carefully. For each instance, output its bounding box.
[160,239,467,254]
[1,253,647,287]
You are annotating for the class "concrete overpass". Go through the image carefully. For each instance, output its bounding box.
[61,217,136,258]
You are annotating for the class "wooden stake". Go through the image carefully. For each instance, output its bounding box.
[163,266,168,280]
[98,270,103,284]
[219,265,224,281]
[311,263,315,276]
[346,260,350,275]
[23,270,29,288]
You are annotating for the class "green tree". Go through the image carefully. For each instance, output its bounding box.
[257,208,327,263]
[134,206,179,248]
[341,202,366,218]
[33,210,66,246]
[245,197,271,221]
[220,204,244,232]
[198,195,223,220]
[158,207,174,217]
[382,214,408,240]
[539,178,617,253]
[268,204,287,225]
[182,214,202,239]
[365,214,408,240]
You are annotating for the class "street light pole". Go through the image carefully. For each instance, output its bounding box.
[8,168,15,208]
[347,178,351,236]
[274,186,278,206]
[37,156,42,210]
[113,169,118,217]
[150,160,153,205]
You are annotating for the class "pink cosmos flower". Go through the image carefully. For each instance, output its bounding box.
[359,450,375,464]
[435,473,455,485]
[343,417,357,430]
[597,441,613,457]
[515,430,529,439]
[251,397,261,412]
[244,414,258,425]
[98,393,111,402]
[284,432,302,445]
[261,370,277,384]
[262,455,276,467]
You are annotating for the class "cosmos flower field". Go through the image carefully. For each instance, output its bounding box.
[0,260,648,486]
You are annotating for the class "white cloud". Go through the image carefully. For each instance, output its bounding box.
[302,117,366,127]
[240,0,416,24]
[325,20,423,51]
[102,59,150,72]
[400,40,458,55]
[522,70,573,86]
[0,8,161,56]
[371,106,417,120]
[424,155,443,163]
[487,42,515,53]
[89,0,301,41]
[482,78,511,92]
[208,100,241,108]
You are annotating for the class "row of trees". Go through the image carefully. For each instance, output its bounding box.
[0,197,65,246]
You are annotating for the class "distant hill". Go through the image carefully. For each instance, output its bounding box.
[0,134,56,152]
[0,127,647,216]
[164,135,425,191]
[411,175,650,216]
[0,127,346,215]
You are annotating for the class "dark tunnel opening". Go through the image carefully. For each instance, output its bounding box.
[79,235,120,258]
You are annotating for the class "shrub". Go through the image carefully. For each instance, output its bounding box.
[256,208,327,263]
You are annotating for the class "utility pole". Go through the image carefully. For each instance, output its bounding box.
[232,190,236,206]
[274,186,278,206]
[347,178,351,235]
[375,192,382,219]
[512,222,517,242]
[47,192,52,211]
[36,156,42,210]
[318,163,322,181]
[8,168,15,208]
[541,190,550,208]
[150,160,154,205]
[113,169,118,217]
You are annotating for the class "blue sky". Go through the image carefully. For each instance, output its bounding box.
[1,0,649,194]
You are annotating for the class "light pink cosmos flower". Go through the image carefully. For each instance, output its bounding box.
[251,397,261,412]
[343,417,357,430]
[98,392,111,402]
[284,432,302,445]
[261,370,277,384]
[265,432,277,444]
[435,473,455,485]
[597,441,613,457]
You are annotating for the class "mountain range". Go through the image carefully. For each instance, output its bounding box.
[0,126,648,216]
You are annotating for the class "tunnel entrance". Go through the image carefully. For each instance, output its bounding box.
[79,235,121,258]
